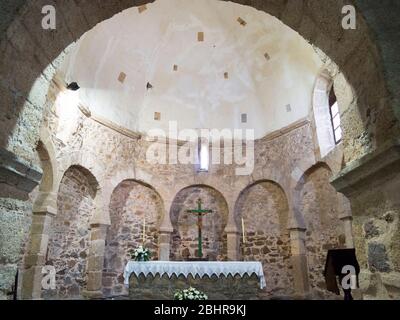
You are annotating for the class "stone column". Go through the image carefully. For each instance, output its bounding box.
[82,223,108,299]
[338,195,354,248]
[21,192,57,300]
[158,226,173,261]
[288,227,310,297]
[340,215,354,248]
[225,225,240,261]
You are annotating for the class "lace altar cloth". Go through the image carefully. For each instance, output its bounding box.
[124,261,266,289]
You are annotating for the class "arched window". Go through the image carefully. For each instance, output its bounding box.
[329,87,342,144]
[199,142,209,172]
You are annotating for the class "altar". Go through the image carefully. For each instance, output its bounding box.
[124,261,266,300]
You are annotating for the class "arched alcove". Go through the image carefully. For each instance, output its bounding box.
[44,165,99,299]
[102,179,164,297]
[170,185,228,261]
[234,180,293,297]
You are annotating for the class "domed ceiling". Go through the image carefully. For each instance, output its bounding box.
[60,0,323,139]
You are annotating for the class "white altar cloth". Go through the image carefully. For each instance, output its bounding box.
[123,261,266,289]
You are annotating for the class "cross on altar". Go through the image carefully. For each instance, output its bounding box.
[186,199,213,259]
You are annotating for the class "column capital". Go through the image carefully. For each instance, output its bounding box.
[224,225,239,234]
[0,147,42,193]
[159,225,173,233]
[89,222,110,228]
[331,141,400,197]
[339,214,353,221]
[287,226,307,232]
[89,217,111,226]
[33,192,57,216]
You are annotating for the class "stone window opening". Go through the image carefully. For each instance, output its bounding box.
[329,87,342,145]
[199,141,209,172]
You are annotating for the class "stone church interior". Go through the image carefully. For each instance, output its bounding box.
[0,0,399,301]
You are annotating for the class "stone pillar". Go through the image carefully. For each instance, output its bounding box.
[82,223,108,299]
[288,227,310,297]
[225,226,240,261]
[21,192,57,300]
[340,215,355,248]
[158,226,173,261]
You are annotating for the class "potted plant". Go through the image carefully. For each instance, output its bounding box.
[174,287,208,300]
[131,245,151,262]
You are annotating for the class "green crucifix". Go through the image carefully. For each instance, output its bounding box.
[186,199,213,258]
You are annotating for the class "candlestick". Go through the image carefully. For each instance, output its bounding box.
[242,217,246,244]
[143,217,146,244]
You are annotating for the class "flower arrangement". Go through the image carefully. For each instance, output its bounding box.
[131,245,151,261]
[174,287,208,300]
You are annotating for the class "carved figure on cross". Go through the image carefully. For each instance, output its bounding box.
[186,198,213,258]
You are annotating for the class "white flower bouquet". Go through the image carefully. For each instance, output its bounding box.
[131,245,151,261]
[174,287,208,300]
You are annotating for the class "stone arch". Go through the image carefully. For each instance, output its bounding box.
[312,70,336,158]
[234,179,293,297]
[21,137,58,300]
[35,142,53,193]
[102,179,164,297]
[29,135,59,212]
[53,152,110,227]
[102,167,170,226]
[0,0,399,300]
[170,184,229,261]
[43,164,99,299]
[56,152,102,191]
[1,0,398,174]
[295,162,345,297]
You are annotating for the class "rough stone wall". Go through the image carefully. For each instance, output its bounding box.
[129,273,261,300]
[299,164,345,298]
[350,164,400,300]
[235,182,294,298]
[170,187,228,261]
[15,77,350,299]
[102,180,163,297]
[0,198,32,299]
[43,167,95,299]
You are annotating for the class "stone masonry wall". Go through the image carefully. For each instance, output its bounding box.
[103,180,163,297]
[170,187,228,261]
[235,181,294,298]
[43,167,95,299]
[129,273,261,300]
[351,163,400,300]
[0,198,32,299]
[1,0,400,300]
[299,164,345,298]
[21,77,350,299]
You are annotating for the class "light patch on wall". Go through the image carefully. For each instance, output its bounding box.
[224,72,229,79]
[173,65,178,72]
[237,17,247,26]
[118,72,126,83]
[264,52,270,61]
[138,5,147,14]
[198,32,204,42]
[154,112,161,121]
[241,113,247,123]
[286,104,292,112]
